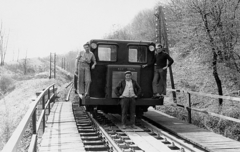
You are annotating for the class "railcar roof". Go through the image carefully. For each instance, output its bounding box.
[90,39,154,44]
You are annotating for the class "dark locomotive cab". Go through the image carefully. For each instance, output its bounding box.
[79,39,163,117]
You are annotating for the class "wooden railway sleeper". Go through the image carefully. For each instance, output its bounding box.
[81,135,103,140]
[85,110,123,152]
[83,140,106,145]
[72,107,112,151]
[80,132,100,136]
[84,144,110,151]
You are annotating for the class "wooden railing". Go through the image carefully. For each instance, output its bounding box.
[2,84,57,152]
[167,88,240,124]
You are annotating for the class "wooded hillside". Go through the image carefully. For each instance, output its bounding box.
[104,0,240,141]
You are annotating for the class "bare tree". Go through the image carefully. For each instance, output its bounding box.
[130,9,156,41]
[22,50,28,75]
[104,9,156,41]
[104,27,133,40]
[185,0,240,105]
[0,22,9,66]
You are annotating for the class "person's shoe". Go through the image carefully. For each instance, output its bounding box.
[152,93,161,99]
[159,94,164,99]
[122,125,126,129]
[84,93,90,98]
[152,96,157,99]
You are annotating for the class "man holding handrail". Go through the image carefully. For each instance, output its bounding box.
[142,43,174,98]
[75,42,96,97]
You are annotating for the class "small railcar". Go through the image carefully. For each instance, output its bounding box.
[79,39,164,118]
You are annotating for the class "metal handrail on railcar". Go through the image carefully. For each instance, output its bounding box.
[2,84,57,152]
[167,88,240,124]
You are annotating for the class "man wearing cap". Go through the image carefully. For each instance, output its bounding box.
[75,42,96,97]
[114,71,141,129]
[142,43,174,98]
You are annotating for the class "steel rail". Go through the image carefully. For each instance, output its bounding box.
[86,111,123,152]
[65,81,73,88]
[141,118,205,152]
[65,83,73,101]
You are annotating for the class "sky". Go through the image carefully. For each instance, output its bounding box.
[0,0,169,61]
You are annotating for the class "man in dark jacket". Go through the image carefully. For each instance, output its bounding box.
[114,71,141,129]
[142,43,174,98]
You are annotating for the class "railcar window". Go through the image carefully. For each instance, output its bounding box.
[98,45,117,61]
[128,46,147,63]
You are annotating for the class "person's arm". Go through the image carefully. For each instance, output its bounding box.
[163,54,174,70]
[91,53,97,69]
[114,81,122,97]
[136,82,141,97]
[142,54,156,68]
[133,80,141,97]
[167,54,174,67]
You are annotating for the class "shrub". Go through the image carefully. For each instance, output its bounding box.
[0,75,15,94]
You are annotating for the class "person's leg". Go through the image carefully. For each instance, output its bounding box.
[78,64,85,95]
[152,66,160,96]
[159,69,167,95]
[84,66,91,96]
[162,69,167,95]
[120,98,129,128]
[74,73,78,93]
[129,98,136,127]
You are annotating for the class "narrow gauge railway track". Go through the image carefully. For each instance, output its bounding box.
[72,104,122,152]
[72,103,206,152]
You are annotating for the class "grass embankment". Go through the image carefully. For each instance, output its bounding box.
[158,47,240,141]
[0,58,72,151]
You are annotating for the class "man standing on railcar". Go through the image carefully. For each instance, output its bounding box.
[142,43,174,98]
[114,71,141,129]
[75,42,96,97]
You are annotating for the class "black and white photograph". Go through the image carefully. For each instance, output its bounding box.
[1,0,240,151]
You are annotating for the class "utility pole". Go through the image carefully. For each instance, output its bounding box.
[155,6,177,103]
[54,53,56,79]
[49,53,52,79]
[12,50,14,61]
[24,50,27,75]
[17,49,19,62]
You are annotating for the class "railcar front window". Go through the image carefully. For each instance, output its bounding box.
[128,46,147,63]
[98,45,117,61]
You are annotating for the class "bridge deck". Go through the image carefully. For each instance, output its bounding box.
[144,108,240,152]
[38,100,240,152]
[39,101,85,152]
